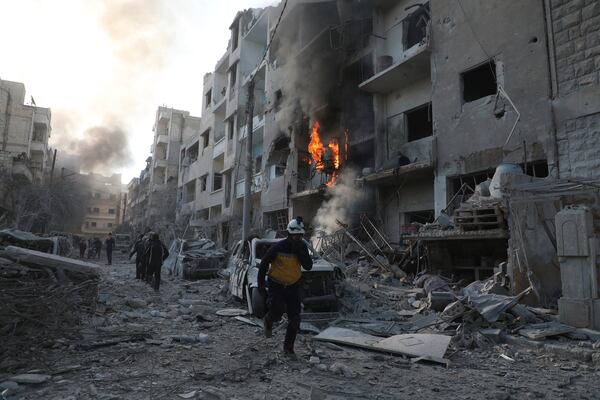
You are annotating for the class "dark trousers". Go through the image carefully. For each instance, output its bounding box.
[135,259,144,279]
[96,248,101,259]
[266,281,301,349]
[79,247,86,258]
[106,249,113,265]
[148,263,161,290]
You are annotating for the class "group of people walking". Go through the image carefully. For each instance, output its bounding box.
[78,233,115,265]
[130,232,169,291]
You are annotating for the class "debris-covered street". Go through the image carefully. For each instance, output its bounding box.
[3,0,600,399]
[2,253,600,400]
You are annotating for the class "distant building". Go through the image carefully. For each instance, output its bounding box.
[125,107,201,233]
[80,173,125,235]
[0,78,52,184]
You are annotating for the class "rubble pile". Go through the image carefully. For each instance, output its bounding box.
[164,238,227,280]
[0,251,99,361]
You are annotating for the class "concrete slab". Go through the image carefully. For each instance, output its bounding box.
[313,327,451,363]
[1,246,101,277]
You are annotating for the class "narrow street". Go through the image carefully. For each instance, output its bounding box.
[3,254,599,400]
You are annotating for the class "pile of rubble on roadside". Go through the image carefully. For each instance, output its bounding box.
[0,244,101,363]
[163,238,227,280]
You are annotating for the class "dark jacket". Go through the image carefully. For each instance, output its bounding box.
[129,239,146,262]
[105,236,115,251]
[258,238,313,287]
[94,239,102,250]
[144,239,169,268]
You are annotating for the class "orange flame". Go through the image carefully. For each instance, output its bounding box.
[308,121,341,187]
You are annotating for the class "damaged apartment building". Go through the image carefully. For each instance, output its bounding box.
[0,78,52,185]
[177,0,377,244]
[176,0,600,274]
[125,107,201,232]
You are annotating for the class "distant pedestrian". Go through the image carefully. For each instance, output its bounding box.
[79,238,87,258]
[105,232,115,265]
[94,237,102,260]
[87,238,94,259]
[144,233,169,291]
[130,234,146,279]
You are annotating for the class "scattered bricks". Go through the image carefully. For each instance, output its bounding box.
[556,42,575,59]
[551,0,565,8]
[579,73,599,86]
[582,1,600,20]
[566,0,584,13]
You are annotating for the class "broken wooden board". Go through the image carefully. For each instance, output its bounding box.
[1,246,101,277]
[518,322,575,340]
[313,327,451,364]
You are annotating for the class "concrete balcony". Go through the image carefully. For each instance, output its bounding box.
[359,40,431,94]
[156,134,169,145]
[360,136,436,186]
[213,137,225,158]
[235,173,263,198]
[151,183,166,192]
[154,158,168,169]
[30,141,46,154]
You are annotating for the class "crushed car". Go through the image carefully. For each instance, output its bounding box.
[163,238,227,279]
[229,237,344,317]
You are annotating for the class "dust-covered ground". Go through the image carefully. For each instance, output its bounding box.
[2,256,600,400]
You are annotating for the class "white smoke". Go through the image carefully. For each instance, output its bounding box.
[312,169,364,236]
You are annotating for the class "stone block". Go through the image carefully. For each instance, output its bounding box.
[552,0,565,8]
[574,58,595,76]
[563,10,583,28]
[555,29,570,46]
[569,26,582,40]
[579,73,598,85]
[559,297,592,328]
[560,257,595,298]
[566,0,584,13]
[557,42,575,59]
[582,16,600,33]
[559,79,577,94]
[582,2,600,20]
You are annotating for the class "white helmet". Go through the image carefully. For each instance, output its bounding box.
[287,218,305,235]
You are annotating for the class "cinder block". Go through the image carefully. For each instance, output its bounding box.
[559,297,592,327]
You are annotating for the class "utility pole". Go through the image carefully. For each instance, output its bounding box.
[242,78,255,241]
[49,148,57,184]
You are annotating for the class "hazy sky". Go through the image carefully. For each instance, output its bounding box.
[0,0,275,182]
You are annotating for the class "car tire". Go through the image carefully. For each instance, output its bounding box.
[251,288,266,318]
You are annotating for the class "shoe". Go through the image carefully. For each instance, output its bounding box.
[264,316,273,338]
[283,344,297,360]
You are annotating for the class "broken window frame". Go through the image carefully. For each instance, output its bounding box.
[461,60,498,103]
[402,2,431,51]
[212,173,223,192]
[199,175,208,192]
[205,89,212,109]
[201,130,210,150]
[405,102,433,143]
